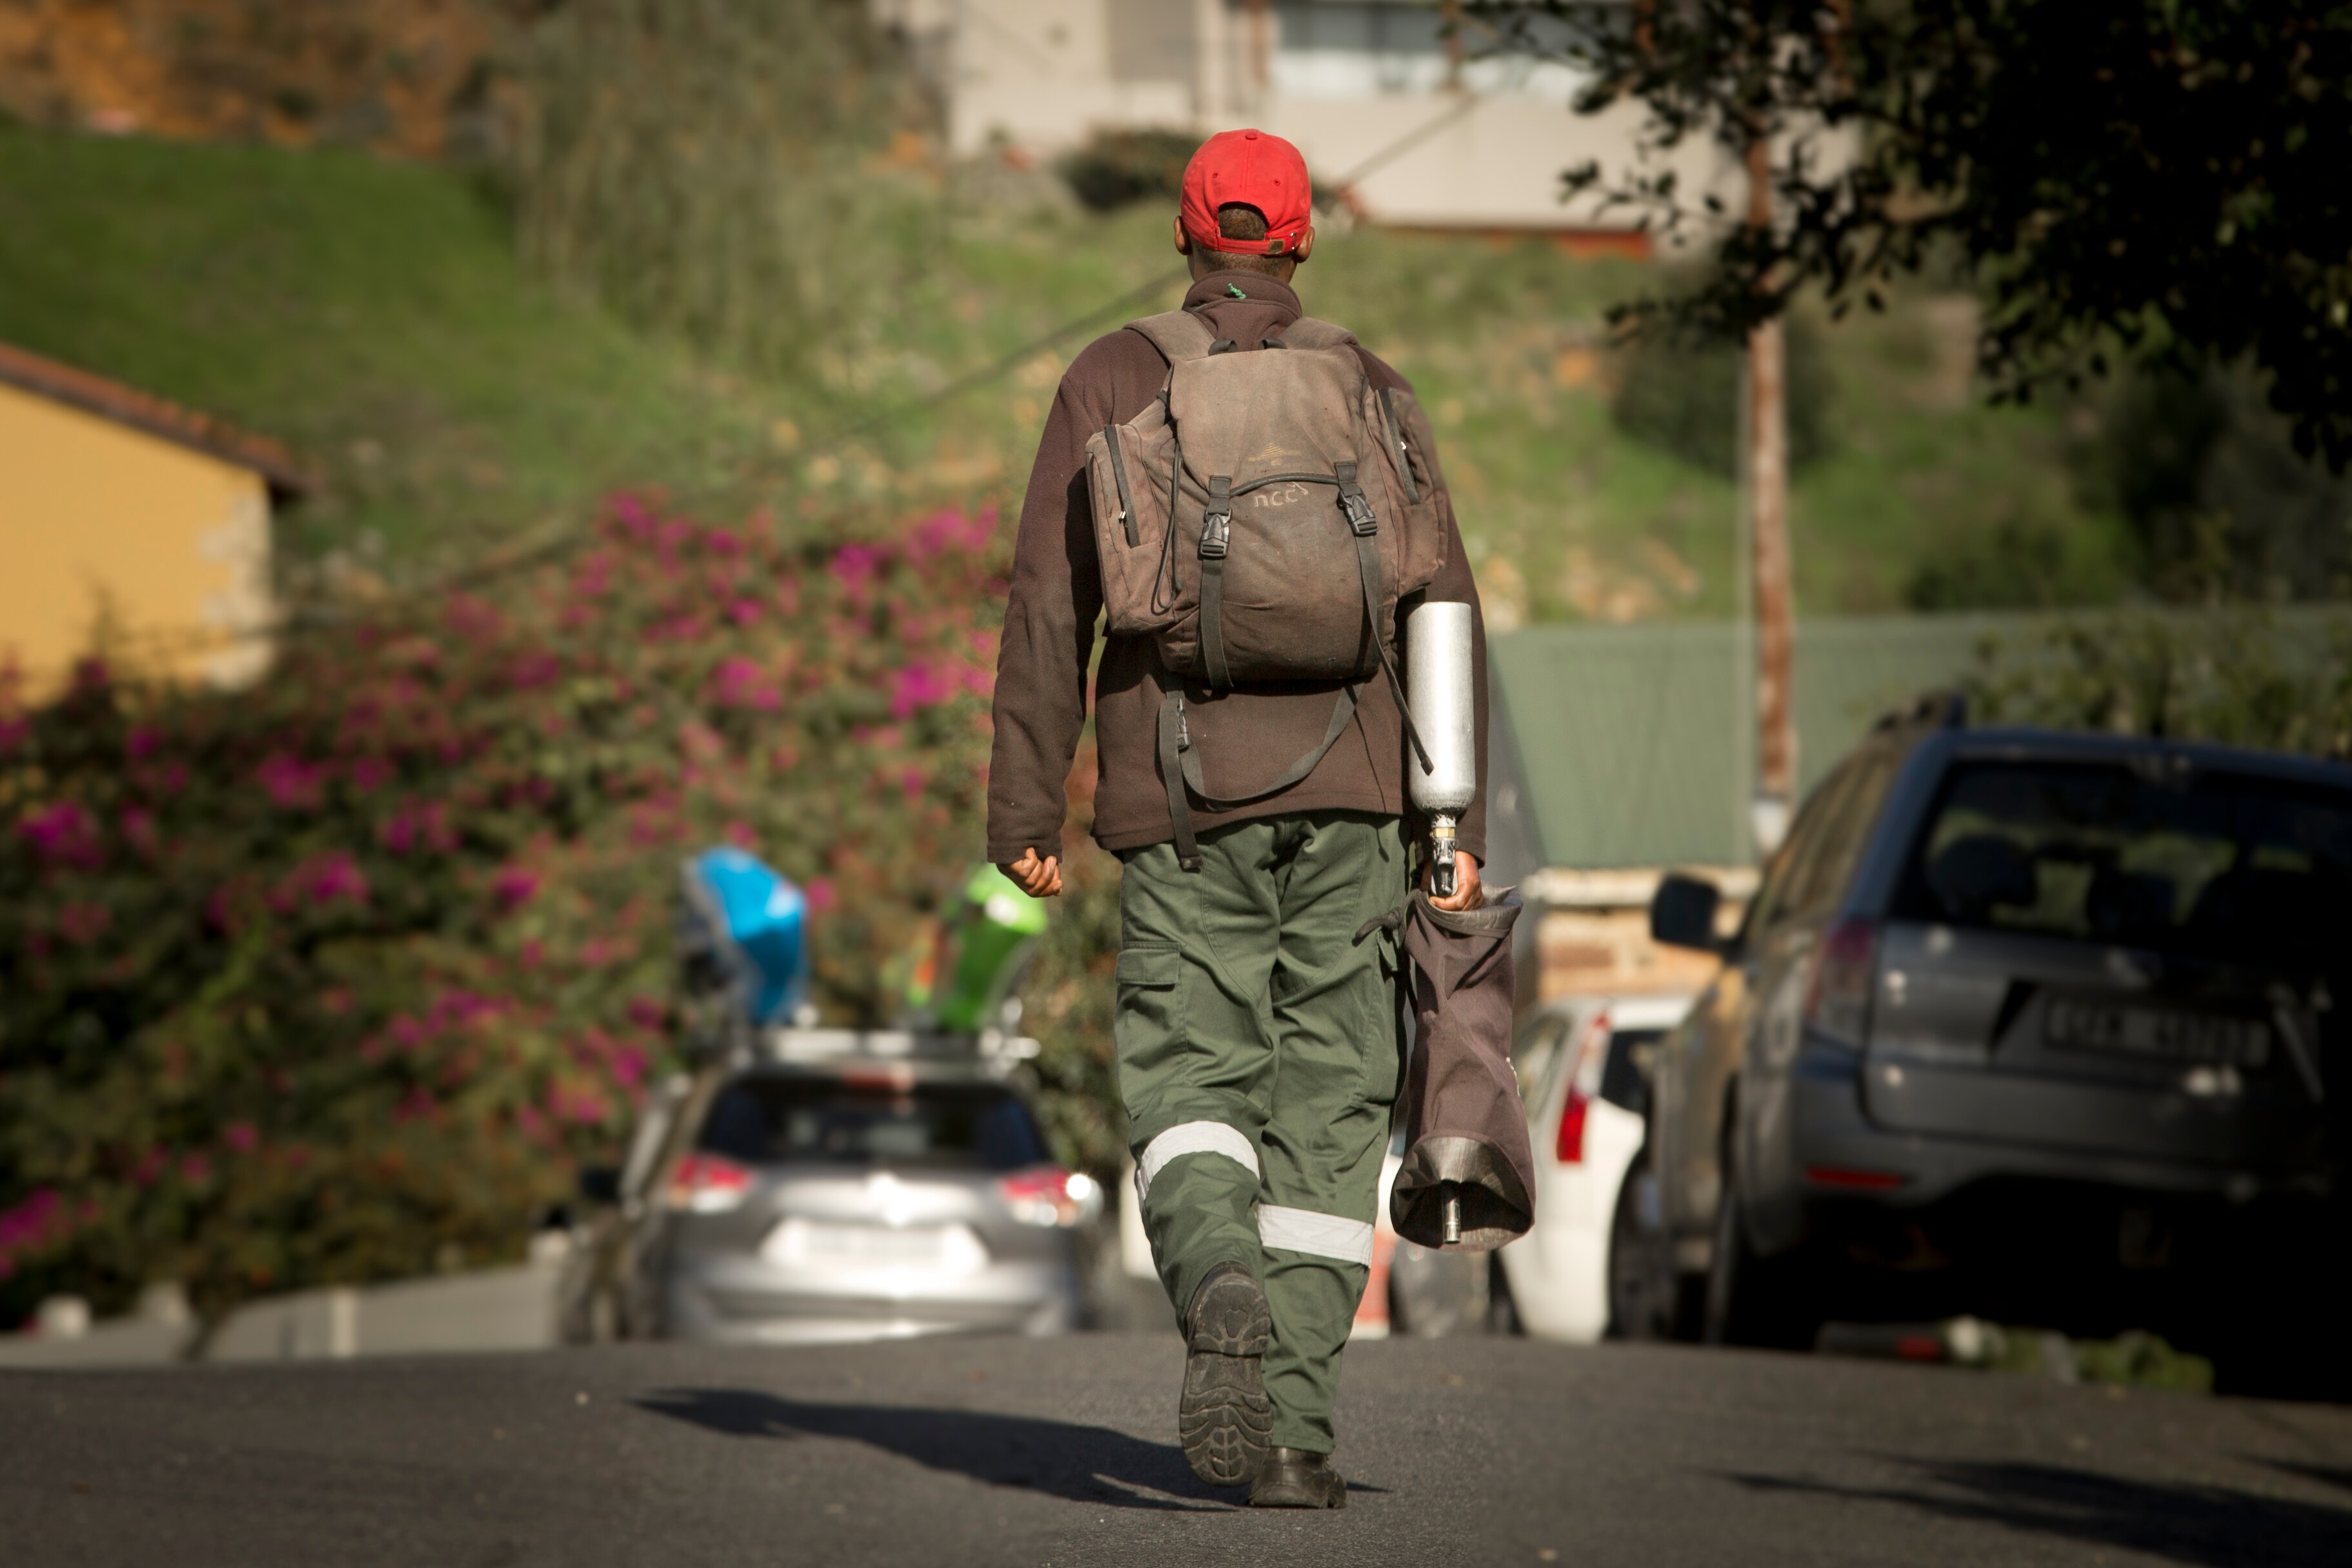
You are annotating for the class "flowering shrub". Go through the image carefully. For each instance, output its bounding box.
[0,497,1025,1323]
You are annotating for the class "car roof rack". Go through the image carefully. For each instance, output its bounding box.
[1872,689,1968,734]
[745,1026,1041,1075]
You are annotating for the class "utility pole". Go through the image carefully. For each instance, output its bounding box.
[1245,0,1271,108]
[1745,131,1796,856]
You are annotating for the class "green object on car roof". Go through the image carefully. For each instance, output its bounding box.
[929,863,1048,1032]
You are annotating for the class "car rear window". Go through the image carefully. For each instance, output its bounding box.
[696,1076,1049,1171]
[1891,760,2352,965]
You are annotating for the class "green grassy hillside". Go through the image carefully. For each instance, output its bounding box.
[0,126,2134,618]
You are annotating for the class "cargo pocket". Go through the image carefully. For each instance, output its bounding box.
[1112,944,1187,1071]
[1352,923,1409,1114]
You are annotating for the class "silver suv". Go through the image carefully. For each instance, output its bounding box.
[1636,701,2352,1394]
[561,1032,1099,1345]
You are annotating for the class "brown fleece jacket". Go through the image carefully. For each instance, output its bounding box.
[985,270,1488,866]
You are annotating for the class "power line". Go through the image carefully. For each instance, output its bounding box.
[211,95,1502,636]
[804,264,1191,454]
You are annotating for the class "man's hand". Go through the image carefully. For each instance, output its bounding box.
[1000,848,1063,899]
[1425,852,1483,912]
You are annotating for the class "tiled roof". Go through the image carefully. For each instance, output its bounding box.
[0,340,310,499]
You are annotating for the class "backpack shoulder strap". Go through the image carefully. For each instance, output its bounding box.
[1271,316,1360,351]
[1127,309,1220,365]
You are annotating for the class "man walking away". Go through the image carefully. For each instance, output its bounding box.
[988,129,1488,1508]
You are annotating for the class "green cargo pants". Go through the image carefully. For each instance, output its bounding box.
[1118,809,1409,1456]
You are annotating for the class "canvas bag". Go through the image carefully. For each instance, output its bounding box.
[1360,887,1534,1251]
[1081,307,1451,870]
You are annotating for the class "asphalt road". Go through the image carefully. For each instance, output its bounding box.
[7,1332,2352,1568]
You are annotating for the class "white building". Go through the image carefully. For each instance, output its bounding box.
[870,0,1738,246]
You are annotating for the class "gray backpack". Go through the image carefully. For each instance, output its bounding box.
[1082,308,1449,869]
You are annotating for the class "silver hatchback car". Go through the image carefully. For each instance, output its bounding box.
[561,1032,1100,1345]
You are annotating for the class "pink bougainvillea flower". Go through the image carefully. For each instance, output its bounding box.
[256,752,332,810]
[910,506,995,563]
[509,650,565,692]
[347,754,394,793]
[395,1086,439,1125]
[179,1154,211,1185]
[444,593,505,645]
[17,799,102,869]
[608,492,652,536]
[805,876,837,914]
[382,801,457,856]
[118,804,159,856]
[889,660,963,720]
[548,1082,610,1126]
[56,901,110,945]
[287,852,369,909]
[829,541,891,603]
[129,1149,165,1187]
[126,726,165,760]
[224,1122,258,1154]
[711,656,780,711]
[0,1188,62,1254]
[491,865,540,912]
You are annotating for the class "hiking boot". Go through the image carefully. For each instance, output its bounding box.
[1178,1261,1272,1487]
[1249,1446,1347,1509]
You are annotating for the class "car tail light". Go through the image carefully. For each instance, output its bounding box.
[1554,1095,1591,1164]
[1805,1165,1907,1192]
[665,1152,754,1213]
[998,1165,1102,1227]
[1806,918,1880,1047]
[1554,1010,1609,1165]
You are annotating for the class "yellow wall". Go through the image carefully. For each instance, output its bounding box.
[0,381,276,694]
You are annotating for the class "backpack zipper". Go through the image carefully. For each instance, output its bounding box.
[1102,423,1140,547]
[1378,388,1422,505]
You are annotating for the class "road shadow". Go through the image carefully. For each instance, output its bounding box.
[1727,1458,2352,1567]
[634,1387,1252,1511]
[2259,1458,2352,1500]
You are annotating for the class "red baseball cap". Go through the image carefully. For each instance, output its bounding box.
[1180,129,1314,257]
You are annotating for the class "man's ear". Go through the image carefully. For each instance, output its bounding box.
[1172,216,1193,257]
[1292,225,1316,264]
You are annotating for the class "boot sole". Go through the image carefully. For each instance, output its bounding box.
[1179,1270,1272,1487]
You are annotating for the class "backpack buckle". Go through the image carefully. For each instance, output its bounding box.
[1200,475,1234,559]
[1334,461,1378,536]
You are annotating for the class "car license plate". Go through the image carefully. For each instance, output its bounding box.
[818,1222,945,1260]
[2045,998,2269,1067]
[767,1222,960,1269]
